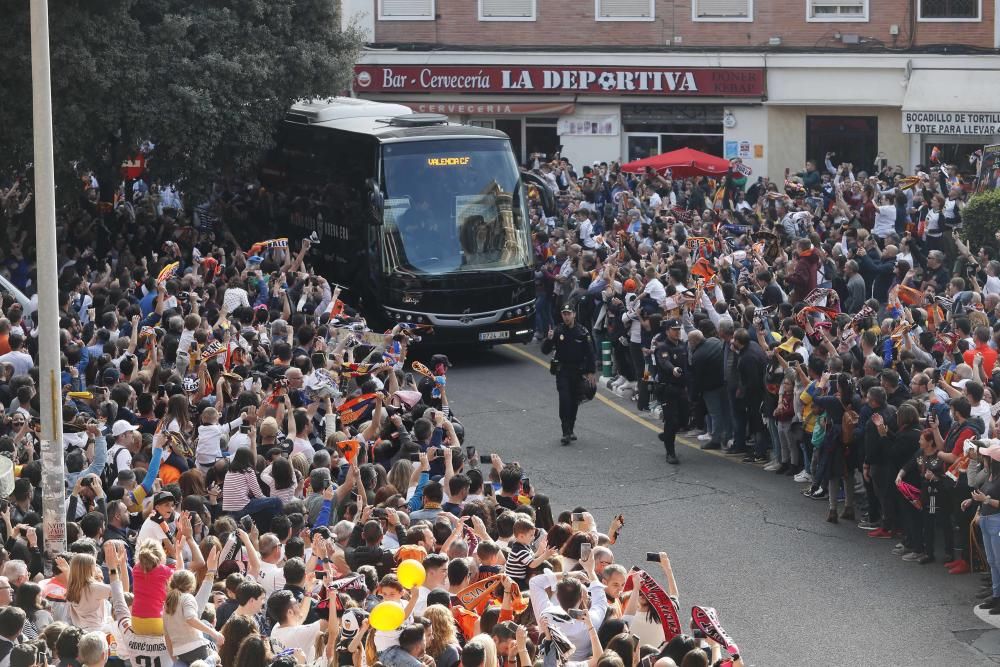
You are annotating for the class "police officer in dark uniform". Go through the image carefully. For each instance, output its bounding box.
[541,303,596,445]
[655,318,689,465]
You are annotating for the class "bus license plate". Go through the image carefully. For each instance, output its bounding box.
[479,330,509,341]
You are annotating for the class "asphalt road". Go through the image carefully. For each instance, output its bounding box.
[442,341,999,666]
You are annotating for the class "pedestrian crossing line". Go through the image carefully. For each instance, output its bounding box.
[500,344,728,458]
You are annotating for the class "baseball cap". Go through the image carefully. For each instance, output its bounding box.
[111,420,139,438]
[102,367,120,385]
[152,491,176,506]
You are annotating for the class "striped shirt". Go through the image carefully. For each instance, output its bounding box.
[222,469,265,512]
[504,542,533,584]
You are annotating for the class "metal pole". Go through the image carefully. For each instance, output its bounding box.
[29,0,66,559]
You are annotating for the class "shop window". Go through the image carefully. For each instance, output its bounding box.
[625,134,726,162]
[923,142,982,176]
[692,0,753,21]
[627,136,659,162]
[595,0,654,21]
[379,0,435,20]
[660,134,724,157]
[480,0,535,20]
[805,116,877,174]
[918,0,980,20]
[807,0,868,21]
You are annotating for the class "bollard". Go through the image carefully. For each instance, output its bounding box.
[601,340,612,378]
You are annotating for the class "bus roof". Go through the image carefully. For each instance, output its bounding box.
[286,97,508,142]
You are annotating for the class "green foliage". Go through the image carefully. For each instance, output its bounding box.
[0,0,361,194]
[960,188,1000,252]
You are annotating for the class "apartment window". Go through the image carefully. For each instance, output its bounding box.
[379,0,434,20]
[595,0,654,21]
[918,0,980,20]
[480,0,535,20]
[807,0,868,21]
[692,0,753,22]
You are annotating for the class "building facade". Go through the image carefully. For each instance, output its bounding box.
[347,0,1000,178]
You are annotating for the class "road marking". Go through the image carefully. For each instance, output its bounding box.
[501,344,728,458]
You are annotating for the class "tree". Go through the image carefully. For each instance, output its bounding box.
[0,0,361,196]
[960,188,1000,253]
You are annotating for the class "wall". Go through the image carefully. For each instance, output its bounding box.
[559,104,623,167]
[766,106,907,177]
[343,0,375,41]
[372,0,996,49]
[723,105,768,177]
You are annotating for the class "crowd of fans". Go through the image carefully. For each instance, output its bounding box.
[0,165,747,667]
[529,151,1000,608]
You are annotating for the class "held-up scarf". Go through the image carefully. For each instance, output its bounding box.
[691,606,740,658]
[623,569,682,642]
[455,574,528,615]
[157,261,179,285]
[337,393,378,425]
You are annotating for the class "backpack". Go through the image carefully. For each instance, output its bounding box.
[102,444,130,488]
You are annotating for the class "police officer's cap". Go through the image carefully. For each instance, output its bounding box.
[561,304,575,313]
[664,318,682,330]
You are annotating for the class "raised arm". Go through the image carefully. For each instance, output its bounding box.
[658,551,679,600]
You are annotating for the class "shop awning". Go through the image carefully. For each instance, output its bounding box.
[383,101,575,116]
[903,70,1000,112]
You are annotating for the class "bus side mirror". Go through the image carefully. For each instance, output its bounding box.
[366,178,384,224]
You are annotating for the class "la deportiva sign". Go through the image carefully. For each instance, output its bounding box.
[354,65,763,97]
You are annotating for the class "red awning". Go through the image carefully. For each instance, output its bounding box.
[394,101,575,116]
[620,147,731,177]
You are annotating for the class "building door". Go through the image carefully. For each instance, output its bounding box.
[495,119,523,164]
[525,117,560,164]
[806,116,877,172]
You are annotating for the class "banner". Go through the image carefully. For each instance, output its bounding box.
[557,116,619,136]
[975,143,1000,193]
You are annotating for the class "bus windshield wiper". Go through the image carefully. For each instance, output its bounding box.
[457,268,526,286]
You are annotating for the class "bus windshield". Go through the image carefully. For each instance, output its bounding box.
[380,138,531,275]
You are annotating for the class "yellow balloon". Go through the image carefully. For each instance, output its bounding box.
[397,559,427,589]
[370,601,405,632]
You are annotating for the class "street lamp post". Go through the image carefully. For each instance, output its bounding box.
[29,0,67,559]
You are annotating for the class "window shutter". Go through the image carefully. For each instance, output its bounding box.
[381,0,433,17]
[482,0,534,17]
[810,0,866,15]
[695,0,750,17]
[597,0,653,18]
